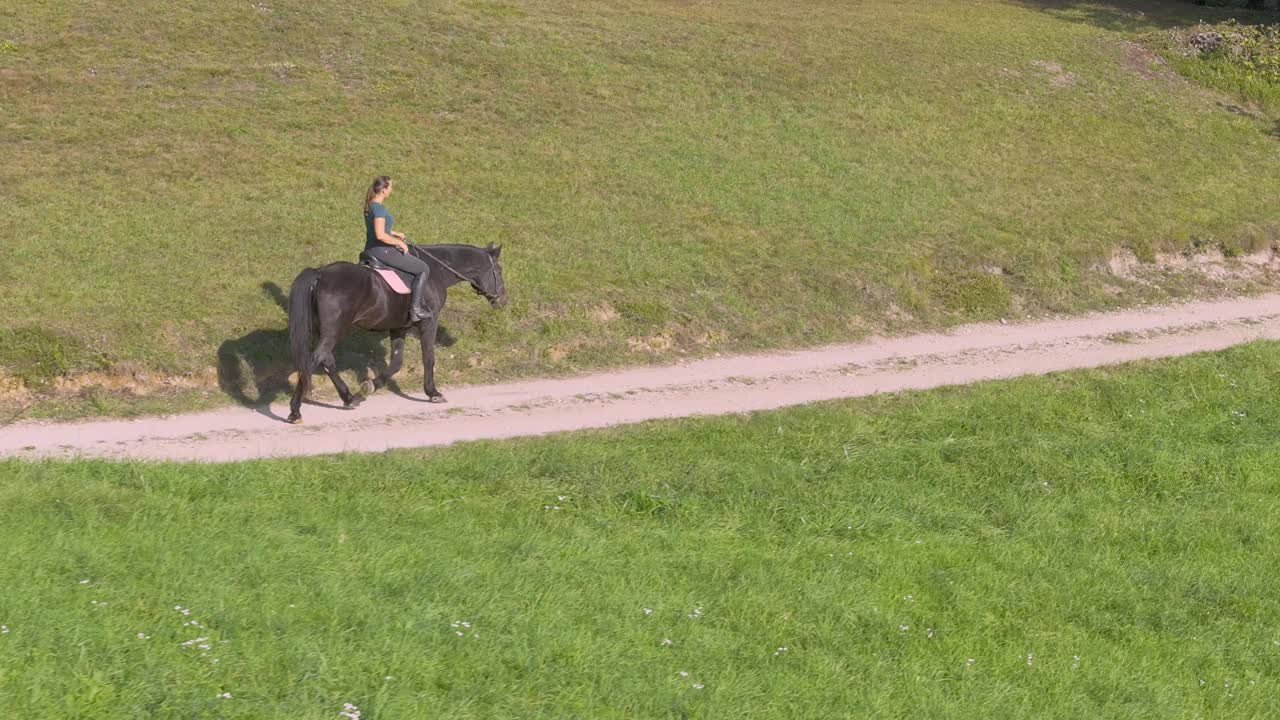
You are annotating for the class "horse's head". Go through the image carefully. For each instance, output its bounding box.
[474,243,507,309]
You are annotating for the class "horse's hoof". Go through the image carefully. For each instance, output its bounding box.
[427,394,448,404]
[288,415,303,425]
[345,394,365,409]
[361,380,377,396]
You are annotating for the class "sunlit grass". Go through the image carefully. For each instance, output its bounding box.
[3,343,1280,717]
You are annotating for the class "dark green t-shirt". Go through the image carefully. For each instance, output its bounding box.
[364,202,395,250]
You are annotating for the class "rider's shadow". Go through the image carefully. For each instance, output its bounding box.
[216,282,456,420]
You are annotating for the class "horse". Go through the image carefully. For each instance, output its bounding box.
[285,242,507,424]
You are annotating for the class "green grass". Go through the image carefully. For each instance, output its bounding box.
[2,0,1279,408]
[4,343,1280,717]
[1171,53,1280,107]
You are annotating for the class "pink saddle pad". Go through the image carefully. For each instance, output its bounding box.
[371,267,411,294]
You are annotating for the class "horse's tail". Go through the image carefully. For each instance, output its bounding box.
[288,268,321,398]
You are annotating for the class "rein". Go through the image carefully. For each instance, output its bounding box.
[409,242,499,301]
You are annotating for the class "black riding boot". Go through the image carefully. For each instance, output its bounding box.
[408,271,432,323]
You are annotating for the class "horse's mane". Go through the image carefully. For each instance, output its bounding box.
[410,243,492,266]
[416,243,483,251]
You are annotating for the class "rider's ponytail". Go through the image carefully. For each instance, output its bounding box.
[364,176,392,216]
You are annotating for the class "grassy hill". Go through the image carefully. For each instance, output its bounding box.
[3,0,1279,413]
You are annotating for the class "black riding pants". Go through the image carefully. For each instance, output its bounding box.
[365,245,430,278]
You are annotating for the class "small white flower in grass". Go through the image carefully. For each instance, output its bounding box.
[455,631,464,636]
[217,692,232,699]
[774,646,789,656]
[136,633,150,640]
[899,624,910,632]
[966,658,975,667]
[79,579,90,585]
[1026,653,1034,666]
[643,608,653,615]
[692,682,705,690]
[557,495,569,501]
[677,671,689,677]
[1072,655,1081,669]
[1,625,8,634]
[687,606,704,620]
[926,628,935,639]
[903,595,914,602]
[340,702,362,720]
[1199,679,1206,687]
[385,676,395,681]
[212,659,220,664]
[661,638,673,647]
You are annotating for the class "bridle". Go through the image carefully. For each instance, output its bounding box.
[409,242,502,303]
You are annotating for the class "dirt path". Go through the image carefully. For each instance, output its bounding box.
[6,294,1280,463]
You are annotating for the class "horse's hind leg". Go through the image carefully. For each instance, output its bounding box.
[311,326,360,408]
[288,371,307,424]
[320,356,361,408]
[363,328,406,396]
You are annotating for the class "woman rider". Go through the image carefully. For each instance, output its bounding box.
[363,175,432,322]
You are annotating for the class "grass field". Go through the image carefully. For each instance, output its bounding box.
[3,343,1280,717]
[3,0,1280,410]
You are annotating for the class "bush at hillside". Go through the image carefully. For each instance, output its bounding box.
[1158,20,1280,81]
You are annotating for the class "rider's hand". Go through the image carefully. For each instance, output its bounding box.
[398,242,409,253]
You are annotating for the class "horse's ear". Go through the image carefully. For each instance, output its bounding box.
[488,243,502,258]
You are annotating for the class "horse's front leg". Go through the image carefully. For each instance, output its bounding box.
[363,328,407,396]
[419,316,446,403]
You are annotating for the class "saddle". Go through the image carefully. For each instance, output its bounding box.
[358,250,412,295]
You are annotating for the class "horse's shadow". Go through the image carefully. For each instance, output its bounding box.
[216,282,456,421]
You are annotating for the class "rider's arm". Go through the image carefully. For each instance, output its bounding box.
[373,217,408,252]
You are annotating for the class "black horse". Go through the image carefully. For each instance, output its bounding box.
[286,242,507,424]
